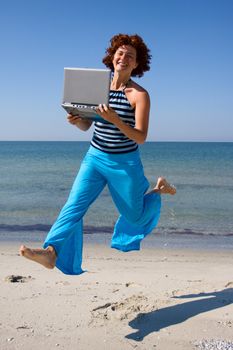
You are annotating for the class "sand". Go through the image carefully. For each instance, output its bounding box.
[0,241,233,350]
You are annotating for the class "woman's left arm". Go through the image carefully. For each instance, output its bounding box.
[96,91,150,144]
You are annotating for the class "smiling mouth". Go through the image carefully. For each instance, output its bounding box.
[117,62,128,67]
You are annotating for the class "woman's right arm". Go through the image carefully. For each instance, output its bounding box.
[67,114,93,131]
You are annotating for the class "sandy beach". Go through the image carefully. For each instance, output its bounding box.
[1,241,233,350]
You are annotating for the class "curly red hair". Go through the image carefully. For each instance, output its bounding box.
[102,33,151,78]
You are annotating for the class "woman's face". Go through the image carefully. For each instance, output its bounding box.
[112,45,138,75]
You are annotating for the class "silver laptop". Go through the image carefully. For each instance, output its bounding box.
[62,67,111,121]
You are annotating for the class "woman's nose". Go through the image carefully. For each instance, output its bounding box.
[121,54,128,61]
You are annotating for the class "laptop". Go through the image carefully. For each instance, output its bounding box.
[61,67,111,121]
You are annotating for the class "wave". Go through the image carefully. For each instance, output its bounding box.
[0,224,113,234]
[0,224,233,237]
[175,183,233,191]
[0,224,51,232]
[158,226,233,237]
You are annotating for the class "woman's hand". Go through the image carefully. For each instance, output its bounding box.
[67,114,93,131]
[95,104,119,124]
[67,114,82,125]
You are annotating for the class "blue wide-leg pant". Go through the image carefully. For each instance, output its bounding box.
[43,146,161,275]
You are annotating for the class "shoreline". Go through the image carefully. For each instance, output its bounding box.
[1,242,233,349]
[1,230,233,252]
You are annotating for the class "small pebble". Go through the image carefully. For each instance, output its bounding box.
[7,338,14,342]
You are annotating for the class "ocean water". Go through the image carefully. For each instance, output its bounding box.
[0,141,233,249]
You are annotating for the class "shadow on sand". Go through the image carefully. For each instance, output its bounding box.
[126,288,233,341]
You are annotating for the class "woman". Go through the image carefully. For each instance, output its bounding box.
[20,33,176,275]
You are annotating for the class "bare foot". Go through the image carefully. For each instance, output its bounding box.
[153,177,176,195]
[19,245,56,269]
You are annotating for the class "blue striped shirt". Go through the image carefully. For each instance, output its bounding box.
[90,90,138,154]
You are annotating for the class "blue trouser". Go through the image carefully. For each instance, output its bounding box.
[43,146,161,275]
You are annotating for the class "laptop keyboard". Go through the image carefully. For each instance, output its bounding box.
[72,104,97,110]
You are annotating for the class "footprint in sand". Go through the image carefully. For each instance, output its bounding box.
[55,281,70,286]
[91,294,153,322]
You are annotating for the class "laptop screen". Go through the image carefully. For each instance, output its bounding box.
[62,68,111,106]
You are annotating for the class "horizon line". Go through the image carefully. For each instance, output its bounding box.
[0,140,232,143]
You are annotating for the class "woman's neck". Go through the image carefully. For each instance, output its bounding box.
[111,72,131,91]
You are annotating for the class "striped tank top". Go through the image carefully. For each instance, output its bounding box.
[90,90,138,154]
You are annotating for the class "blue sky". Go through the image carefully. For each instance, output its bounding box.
[0,0,232,141]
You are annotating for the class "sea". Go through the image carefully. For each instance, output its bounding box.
[1,141,233,250]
